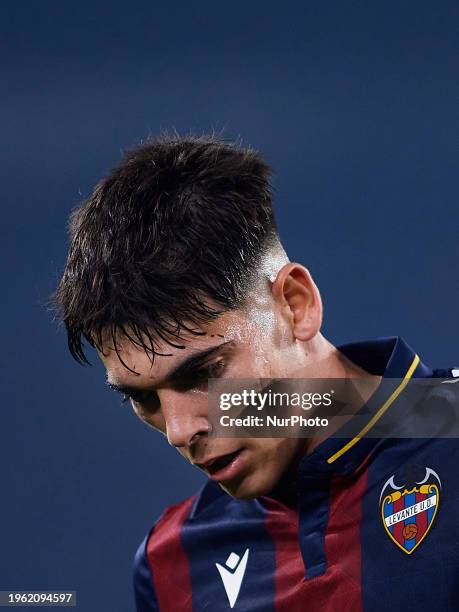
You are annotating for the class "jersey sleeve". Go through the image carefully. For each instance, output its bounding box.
[133,530,159,612]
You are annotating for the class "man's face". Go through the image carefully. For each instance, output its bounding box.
[99,273,316,499]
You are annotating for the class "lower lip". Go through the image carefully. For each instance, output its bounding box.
[207,449,247,483]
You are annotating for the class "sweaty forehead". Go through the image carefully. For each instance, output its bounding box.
[100,333,209,375]
[98,310,256,383]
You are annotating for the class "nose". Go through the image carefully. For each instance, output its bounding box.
[160,390,210,448]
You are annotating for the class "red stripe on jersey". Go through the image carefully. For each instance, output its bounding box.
[263,496,305,612]
[263,467,368,612]
[321,468,368,612]
[147,496,195,611]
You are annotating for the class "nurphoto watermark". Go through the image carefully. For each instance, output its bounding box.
[208,377,459,438]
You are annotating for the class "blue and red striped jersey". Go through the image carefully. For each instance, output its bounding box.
[133,337,459,611]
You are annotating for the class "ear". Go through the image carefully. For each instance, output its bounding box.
[271,263,323,341]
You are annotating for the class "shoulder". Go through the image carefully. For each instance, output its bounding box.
[144,480,230,547]
[132,481,229,609]
[132,493,197,611]
[133,490,199,573]
[394,366,459,462]
[417,367,459,419]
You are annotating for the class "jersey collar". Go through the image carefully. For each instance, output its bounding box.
[297,336,433,479]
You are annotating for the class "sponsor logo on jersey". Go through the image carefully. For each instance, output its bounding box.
[216,548,249,608]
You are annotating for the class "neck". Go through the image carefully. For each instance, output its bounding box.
[269,336,383,505]
[290,333,377,379]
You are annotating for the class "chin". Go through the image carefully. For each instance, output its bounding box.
[218,474,277,500]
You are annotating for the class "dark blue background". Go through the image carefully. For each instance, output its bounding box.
[1,2,458,610]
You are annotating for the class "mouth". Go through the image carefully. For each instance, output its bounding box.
[195,449,246,483]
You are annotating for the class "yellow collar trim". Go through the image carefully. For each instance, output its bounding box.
[326,354,420,464]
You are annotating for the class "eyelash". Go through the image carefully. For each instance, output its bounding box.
[120,359,226,404]
[193,360,226,383]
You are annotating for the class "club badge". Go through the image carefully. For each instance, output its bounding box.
[379,467,441,554]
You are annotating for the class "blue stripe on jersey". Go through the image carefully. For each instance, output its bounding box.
[361,437,458,611]
[180,487,277,611]
[427,490,436,524]
[403,492,416,552]
[298,475,330,578]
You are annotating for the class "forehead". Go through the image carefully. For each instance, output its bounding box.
[97,309,256,385]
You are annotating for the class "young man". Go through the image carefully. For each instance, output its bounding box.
[54,135,458,611]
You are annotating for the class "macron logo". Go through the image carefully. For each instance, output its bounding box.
[216,548,249,608]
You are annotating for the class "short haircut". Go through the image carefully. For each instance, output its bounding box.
[52,134,280,368]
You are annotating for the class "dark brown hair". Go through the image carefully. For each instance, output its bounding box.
[52,134,279,367]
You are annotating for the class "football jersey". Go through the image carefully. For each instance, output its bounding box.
[133,337,459,611]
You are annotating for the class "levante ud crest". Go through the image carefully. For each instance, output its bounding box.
[379,467,441,554]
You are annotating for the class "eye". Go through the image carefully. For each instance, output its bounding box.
[206,360,226,377]
[201,360,226,378]
[192,360,226,389]
[121,390,160,410]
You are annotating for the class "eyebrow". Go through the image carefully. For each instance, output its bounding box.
[106,340,233,395]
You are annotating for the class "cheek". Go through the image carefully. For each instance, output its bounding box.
[249,324,288,378]
[250,345,279,379]
[131,401,166,433]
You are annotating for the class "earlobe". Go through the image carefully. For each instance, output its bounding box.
[271,263,322,342]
